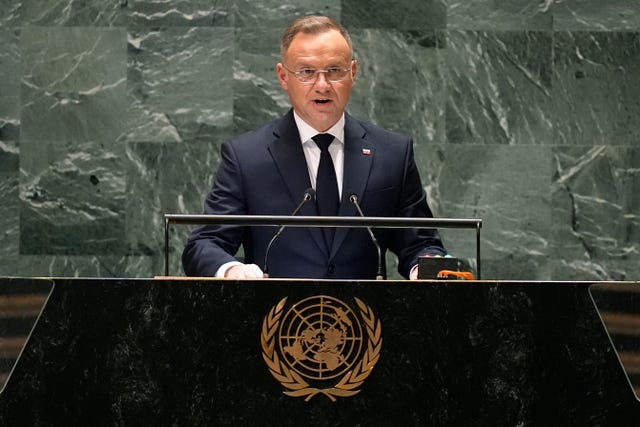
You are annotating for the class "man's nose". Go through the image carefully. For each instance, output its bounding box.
[313,71,331,88]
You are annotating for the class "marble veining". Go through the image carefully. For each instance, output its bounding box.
[0,1,637,280]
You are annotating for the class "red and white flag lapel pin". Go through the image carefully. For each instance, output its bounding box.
[362,148,372,155]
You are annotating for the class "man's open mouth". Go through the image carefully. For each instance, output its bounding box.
[315,99,331,104]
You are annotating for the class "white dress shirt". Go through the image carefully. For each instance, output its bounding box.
[293,110,345,199]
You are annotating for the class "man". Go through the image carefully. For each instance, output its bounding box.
[182,15,446,280]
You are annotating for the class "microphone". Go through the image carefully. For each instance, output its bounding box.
[348,191,385,280]
[263,188,316,278]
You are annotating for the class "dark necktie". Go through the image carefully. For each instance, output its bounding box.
[313,133,339,249]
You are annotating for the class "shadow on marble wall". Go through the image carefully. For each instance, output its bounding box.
[0,1,638,280]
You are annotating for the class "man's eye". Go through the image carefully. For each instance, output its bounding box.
[327,67,342,73]
[299,69,316,77]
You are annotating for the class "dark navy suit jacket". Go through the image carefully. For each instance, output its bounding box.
[182,109,446,279]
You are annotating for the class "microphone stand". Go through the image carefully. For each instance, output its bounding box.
[349,193,385,280]
[263,189,315,278]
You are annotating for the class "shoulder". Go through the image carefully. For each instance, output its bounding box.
[346,114,411,143]
[228,120,277,148]
[230,110,295,146]
[346,114,412,155]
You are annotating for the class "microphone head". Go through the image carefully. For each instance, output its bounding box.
[304,187,316,201]
[347,191,358,203]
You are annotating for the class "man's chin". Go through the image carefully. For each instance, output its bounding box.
[295,109,338,132]
[312,118,339,132]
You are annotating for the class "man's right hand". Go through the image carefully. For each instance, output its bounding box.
[225,263,265,279]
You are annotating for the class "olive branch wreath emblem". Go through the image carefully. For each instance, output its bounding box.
[260,296,382,401]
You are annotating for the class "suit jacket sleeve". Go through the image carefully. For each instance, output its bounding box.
[182,141,247,277]
[387,138,446,277]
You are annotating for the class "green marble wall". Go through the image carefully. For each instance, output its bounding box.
[1,1,638,280]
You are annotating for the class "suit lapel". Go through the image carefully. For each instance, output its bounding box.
[267,110,328,256]
[331,115,374,258]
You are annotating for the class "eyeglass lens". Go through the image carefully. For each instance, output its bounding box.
[298,68,349,83]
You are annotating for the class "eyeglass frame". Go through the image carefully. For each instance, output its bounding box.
[281,60,356,84]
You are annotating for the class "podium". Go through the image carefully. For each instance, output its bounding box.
[0,278,638,425]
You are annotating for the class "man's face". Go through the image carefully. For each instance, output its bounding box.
[277,29,357,132]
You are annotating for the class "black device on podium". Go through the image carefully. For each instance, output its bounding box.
[418,256,462,279]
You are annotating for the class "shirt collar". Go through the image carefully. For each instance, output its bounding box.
[293,110,345,145]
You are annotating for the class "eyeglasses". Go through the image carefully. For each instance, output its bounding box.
[282,63,353,84]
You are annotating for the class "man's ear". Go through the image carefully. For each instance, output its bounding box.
[276,63,288,90]
[350,59,358,82]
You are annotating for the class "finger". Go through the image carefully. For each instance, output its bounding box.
[231,264,263,279]
[245,264,265,278]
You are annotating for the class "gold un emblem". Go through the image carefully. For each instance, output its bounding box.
[261,295,382,401]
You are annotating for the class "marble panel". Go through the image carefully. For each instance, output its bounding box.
[342,0,446,30]
[125,27,234,144]
[124,142,165,258]
[0,28,21,266]
[447,0,553,31]
[234,0,340,29]
[0,29,20,143]
[416,144,553,280]
[0,0,20,27]
[551,146,640,280]
[444,30,555,145]
[0,255,154,278]
[552,31,640,145]
[553,0,640,31]
[0,143,18,181]
[0,142,19,263]
[483,255,551,281]
[128,0,234,27]
[0,0,638,281]
[20,27,127,143]
[233,27,290,134]
[19,139,126,255]
[125,141,220,272]
[7,0,237,27]
[0,29,20,271]
[349,29,446,144]
[16,0,127,26]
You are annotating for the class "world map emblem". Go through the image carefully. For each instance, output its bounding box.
[261,295,382,401]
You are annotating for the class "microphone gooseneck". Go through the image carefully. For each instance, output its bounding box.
[349,192,385,280]
[263,188,316,278]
